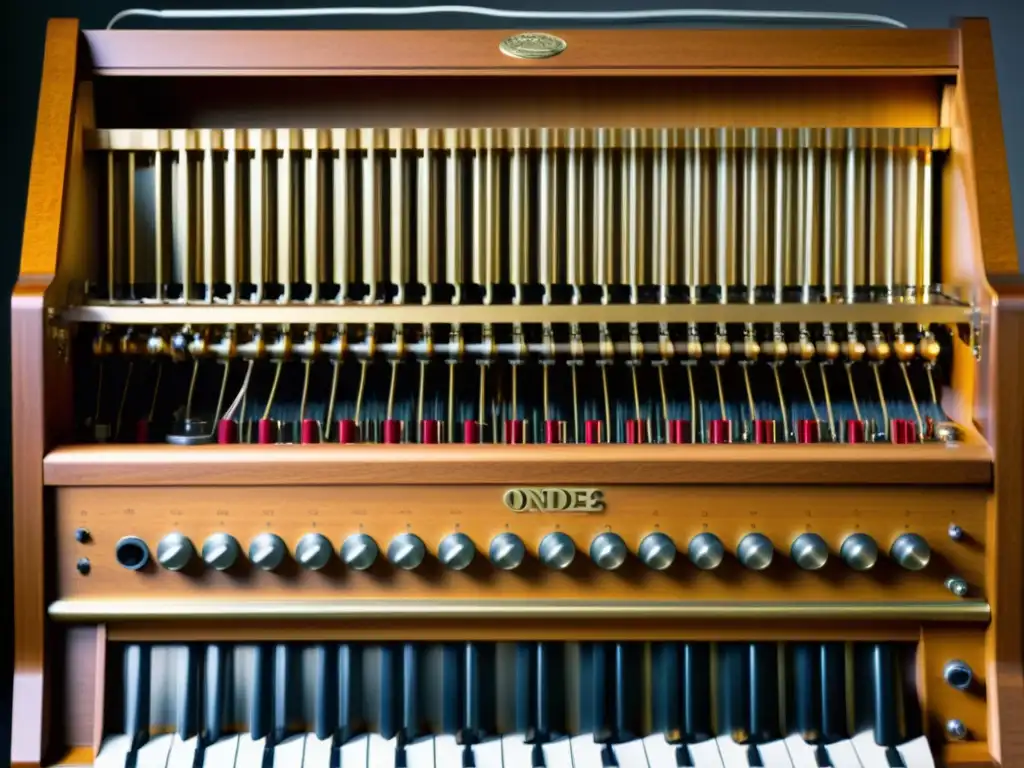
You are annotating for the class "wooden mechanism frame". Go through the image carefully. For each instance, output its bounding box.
[10,17,1024,767]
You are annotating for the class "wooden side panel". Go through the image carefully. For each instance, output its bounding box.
[10,17,80,767]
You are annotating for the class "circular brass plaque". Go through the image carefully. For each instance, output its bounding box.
[499,32,567,60]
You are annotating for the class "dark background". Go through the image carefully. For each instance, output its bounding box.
[2,0,1022,763]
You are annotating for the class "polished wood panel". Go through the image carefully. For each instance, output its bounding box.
[82,28,959,77]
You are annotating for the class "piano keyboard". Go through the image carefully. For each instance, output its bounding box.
[90,642,937,768]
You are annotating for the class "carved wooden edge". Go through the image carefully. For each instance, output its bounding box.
[10,17,80,767]
[80,27,959,76]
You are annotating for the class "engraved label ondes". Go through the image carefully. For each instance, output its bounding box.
[503,487,606,513]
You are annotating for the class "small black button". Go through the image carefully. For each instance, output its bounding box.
[74,527,91,543]
[76,558,91,575]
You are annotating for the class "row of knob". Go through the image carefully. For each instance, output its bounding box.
[112,530,932,574]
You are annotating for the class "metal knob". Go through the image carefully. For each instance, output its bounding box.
[840,533,878,571]
[249,532,287,572]
[946,575,969,597]
[688,533,725,570]
[156,532,195,572]
[340,533,378,571]
[295,533,332,571]
[737,533,774,571]
[948,523,964,541]
[943,659,973,691]
[202,533,241,571]
[590,532,628,571]
[388,533,426,570]
[489,533,526,570]
[945,719,968,741]
[890,533,931,571]
[790,533,829,571]
[638,532,676,571]
[114,536,151,571]
[538,532,576,570]
[438,532,476,571]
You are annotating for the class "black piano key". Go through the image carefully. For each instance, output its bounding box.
[717,644,747,742]
[379,644,400,739]
[272,644,297,743]
[337,643,363,740]
[177,645,201,740]
[314,645,336,740]
[748,643,779,743]
[123,644,151,758]
[531,642,566,742]
[514,643,533,734]
[441,644,462,735]
[464,642,481,741]
[579,643,610,739]
[870,644,899,748]
[819,643,846,744]
[617,643,644,742]
[402,642,420,738]
[203,645,226,743]
[682,644,712,742]
[790,644,818,742]
[650,643,679,737]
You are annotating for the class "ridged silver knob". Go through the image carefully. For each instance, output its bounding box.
[340,533,378,571]
[943,659,973,691]
[688,533,725,570]
[840,533,878,571]
[438,533,476,571]
[295,533,332,571]
[638,532,676,571]
[538,532,576,570]
[249,532,287,572]
[737,533,774,571]
[590,532,628,571]
[202,533,240,571]
[945,719,968,741]
[156,532,195,571]
[891,533,931,571]
[791,533,829,571]
[489,533,526,570]
[388,533,426,570]
[945,575,969,597]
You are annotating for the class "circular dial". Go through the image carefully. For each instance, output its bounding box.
[156,532,195,571]
[388,533,426,570]
[489,533,526,570]
[114,536,151,571]
[890,533,931,571]
[790,533,829,571]
[295,533,332,571]
[538,532,576,570]
[248,532,287,572]
[438,533,476,571]
[590,532,628,571]
[840,533,878,571]
[687,533,725,571]
[943,660,973,691]
[638,532,676,571]
[341,533,379,571]
[737,533,774,571]
[202,533,241,571]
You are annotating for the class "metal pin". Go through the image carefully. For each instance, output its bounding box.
[773,365,790,440]
[509,146,529,305]
[873,365,889,441]
[332,130,352,303]
[154,149,164,301]
[594,133,613,304]
[127,152,136,298]
[386,360,398,421]
[446,144,464,305]
[900,362,925,441]
[147,364,163,426]
[658,365,670,442]
[818,363,836,441]
[225,131,238,303]
[202,134,215,304]
[571,365,580,444]
[479,361,487,430]
[906,149,920,301]
[846,363,863,423]
[249,130,265,303]
[277,130,294,302]
[626,131,645,305]
[567,133,584,304]
[363,141,382,305]
[263,361,283,422]
[632,366,642,425]
[800,365,822,425]
[714,365,727,422]
[716,135,736,305]
[391,145,408,305]
[107,153,116,300]
[539,137,558,306]
[353,360,368,428]
[686,365,697,444]
[447,361,455,444]
[921,149,933,303]
[927,366,938,406]
[300,360,312,423]
[884,147,895,301]
[324,360,340,440]
[742,365,757,422]
[305,130,323,304]
[417,134,438,305]
[211,361,231,429]
[542,364,550,423]
[184,359,200,423]
[601,365,611,443]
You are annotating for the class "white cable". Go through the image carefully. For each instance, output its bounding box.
[106,5,907,30]
[222,360,254,422]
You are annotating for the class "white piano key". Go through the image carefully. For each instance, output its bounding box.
[570,734,605,768]
[339,734,371,768]
[271,734,307,768]
[613,738,651,768]
[641,733,679,768]
[687,739,726,768]
[136,733,174,768]
[434,734,464,768]
[472,737,505,768]
[541,738,574,768]
[782,735,819,768]
[756,739,795,768]
[368,734,397,768]
[851,731,893,768]
[302,734,333,768]
[202,735,240,768]
[405,736,436,768]
[896,736,936,768]
[167,736,200,768]
[824,740,865,768]
[714,735,751,768]
[94,735,135,768]
[501,733,534,768]
[235,735,269,768]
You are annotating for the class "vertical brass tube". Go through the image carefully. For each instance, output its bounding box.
[682,144,696,300]
[417,131,438,305]
[390,143,409,304]
[800,146,817,304]
[277,129,295,303]
[486,143,502,303]
[249,129,265,303]
[539,134,559,305]
[174,134,191,301]
[773,143,786,304]
[593,133,614,302]
[654,132,676,304]
[305,129,323,304]
[905,148,920,300]
[509,142,530,304]
[566,131,585,304]
[884,147,895,301]
[921,149,933,303]
[202,131,215,304]
[224,130,238,303]
[363,132,383,305]
[471,146,485,301]
[332,129,352,303]
[154,149,164,301]
[715,133,736,304]
[624,130,645,304]
[107,152,116,300]
[821,148,836,301]
[842,141,857,304]
[445,138,464,304]
[127,152,136,298]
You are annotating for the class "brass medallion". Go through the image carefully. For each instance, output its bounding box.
[499,32,568,60]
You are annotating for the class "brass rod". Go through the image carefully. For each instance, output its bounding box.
[821,150,835,301]
[658,365,670,440]
[743,365,757,422]
[921,150,933,303]
[386,360,398,421]
[594,137,613,302]
[509,147,529,304]
[843,143,857,304]
[390,147,408,304]
[686,365,697,444]
[743,142,758,304]
[224,131,238,303]
[211,361,230,429]
[632,366,642,423]
[262,361,282,421]
[601,365,611,443]
[324,360,340,440]
[305,129,322,304]
[299,359,312,422]
[185,360,200,422]
[715,137,735,304]
[773,364,790,440]
[362,145,381,304]
[543,364,550,422]
[819,363,836,441]
[683,146,696,299]
[332,131,352,303]
[127,152,136,296]
[801,365,822,424]
[354,360,368,427]
[249,130,265,303]
[846,363,863,423]
[884,147,895,300]
[277,130,294,303]
[714,366,727,421]
[417,360,426,436]
[202,135,215,304]
[905,149,920,300]
[107,153,116,300]
[874,365,889,441]
[417,138,438,305]
[626,132,645,304]
[900,362,925,441]
[539,141,558,305]
[154,151,164,302]
[567,137,584,303]
[479,362,487,424]
[772,145,785,304]
[446,148,464,304]
[927,366,938,406]
[655,137,676,303]
[801,147,816,305]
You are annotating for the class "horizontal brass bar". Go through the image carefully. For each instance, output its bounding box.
[48,598,990,623]
[62,301,974,326]
[86,127,952,153]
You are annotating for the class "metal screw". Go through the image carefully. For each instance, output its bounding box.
[945,576,969,598]
[945,719,968,741]
[74,527,91,543]
[76,558,91,575]
[948,523,964,541]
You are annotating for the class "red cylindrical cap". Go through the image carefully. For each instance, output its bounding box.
[544,420,562,444]
[217,419,239,445]
[337,419,359,444]
[421,419,441,444]
[626,419,646,445]
[709,419,732,445]
[382,419,403,444]
[754,419,776,445]
[891,418,918,445]
[846,419,866,444]
[135,419,150,444]
[463,420,481,444]
[585,420,603,445]
[504,419,525,444]
[669,419,692,445]
[257,418,275,445]
[300,418,320,445]
[797,419,820,444]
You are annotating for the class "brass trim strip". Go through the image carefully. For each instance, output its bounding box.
[62,302,973,327]
[48,599,990,623]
